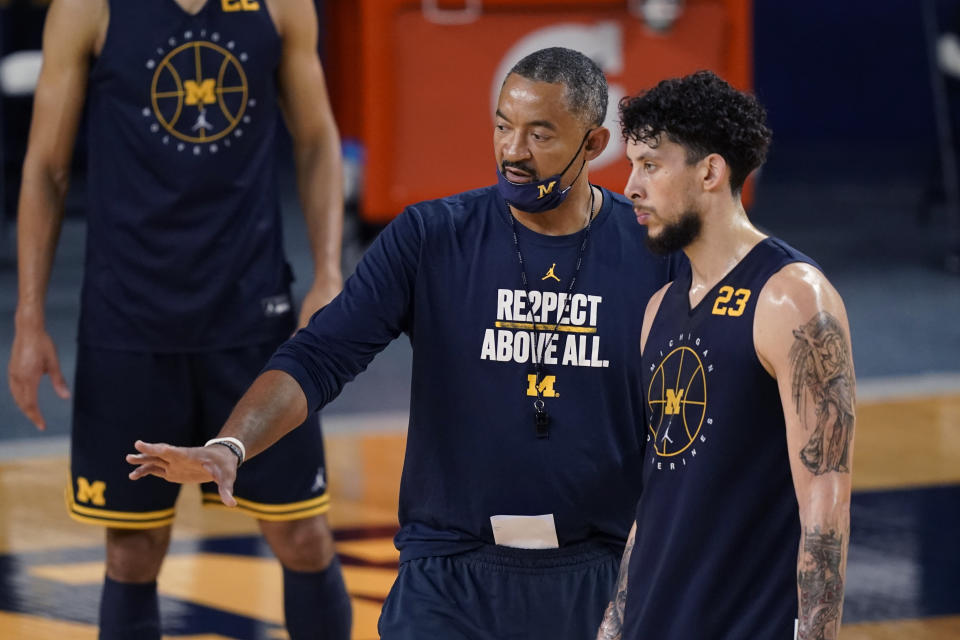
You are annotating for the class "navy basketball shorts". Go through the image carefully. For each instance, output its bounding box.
[66,344,329,528]
[378,541,621,640]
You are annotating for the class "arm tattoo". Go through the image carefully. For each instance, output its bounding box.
[596,532,634,640]
[797,526,844,640]
[789,311,855,475]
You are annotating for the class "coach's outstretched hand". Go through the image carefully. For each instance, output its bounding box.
[126,440,239,507]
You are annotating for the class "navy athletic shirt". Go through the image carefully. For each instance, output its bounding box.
[624,237,818,639]
[268,186,681,561]
[80,0,294,351]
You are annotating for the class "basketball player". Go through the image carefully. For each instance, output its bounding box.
[126,47,682,639]
[595,71,855,639]
[8,1,350,638]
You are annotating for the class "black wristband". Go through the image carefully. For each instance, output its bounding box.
[209,441,243,468]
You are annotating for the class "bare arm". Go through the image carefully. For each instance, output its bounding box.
[755,263,855,640]
[8,0,106,430]
[596,522,636,640]
[271,0,344,327]
[127,369,308,505]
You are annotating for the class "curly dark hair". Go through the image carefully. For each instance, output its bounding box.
[619,70,771,194]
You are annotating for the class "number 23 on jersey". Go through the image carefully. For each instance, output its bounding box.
[711,286,751,317]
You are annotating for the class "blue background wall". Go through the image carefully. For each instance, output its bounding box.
[757,0,935,143]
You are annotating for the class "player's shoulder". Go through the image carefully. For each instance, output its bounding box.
[753,240,851,374]
[52,0,107,15]
[756,240,845,326]
[762,261,837,312]
[265,0,317,35]
[46,0,108,50]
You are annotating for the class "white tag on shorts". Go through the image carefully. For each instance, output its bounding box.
[490,514,560,549]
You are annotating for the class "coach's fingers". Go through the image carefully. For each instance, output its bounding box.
[133,440,173,458]
[125,453,165,466]
[217,483,237,508]
[203,460,237,507]
[129,462,167,480]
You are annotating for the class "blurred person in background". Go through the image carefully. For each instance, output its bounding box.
[7,0,350,638]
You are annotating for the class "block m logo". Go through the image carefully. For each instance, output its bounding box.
[526,374,558,398]
[664,388,684,415]
[184,79,217,106]
[76,477,107,506]
[536,181,557,199]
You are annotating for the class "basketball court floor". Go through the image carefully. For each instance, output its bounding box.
[0,389,959,639]
[0,172,959,637]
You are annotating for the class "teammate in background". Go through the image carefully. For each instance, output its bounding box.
[8,1,350,638]
[595,70,855,640]
[126,47,682,639]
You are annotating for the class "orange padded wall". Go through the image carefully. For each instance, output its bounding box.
[326,0,753,223]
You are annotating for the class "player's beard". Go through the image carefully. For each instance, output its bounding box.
[645,208,702,255]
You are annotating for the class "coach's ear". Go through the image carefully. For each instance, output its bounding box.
[585,127,611,161]
[700,153,728,193]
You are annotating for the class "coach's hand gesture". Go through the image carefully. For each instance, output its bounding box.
[127,440,238,507]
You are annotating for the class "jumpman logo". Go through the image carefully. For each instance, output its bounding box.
[541,263,561,282]
[311,466,326,493]
[191,107,213,132]
[661,424,674,445]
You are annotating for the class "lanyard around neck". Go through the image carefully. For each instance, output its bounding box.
[509,186,596,439]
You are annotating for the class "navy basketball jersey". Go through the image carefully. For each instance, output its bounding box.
[623,237,818,639]
[80,0,294,351]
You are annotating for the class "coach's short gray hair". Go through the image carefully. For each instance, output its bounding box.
[505,47,608,127]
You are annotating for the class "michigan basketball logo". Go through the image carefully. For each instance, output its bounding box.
[647,334,715,469]
[526,374,558,398]
[537,181,557,198]
[144,30,254,155]
[75,477,107,506]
